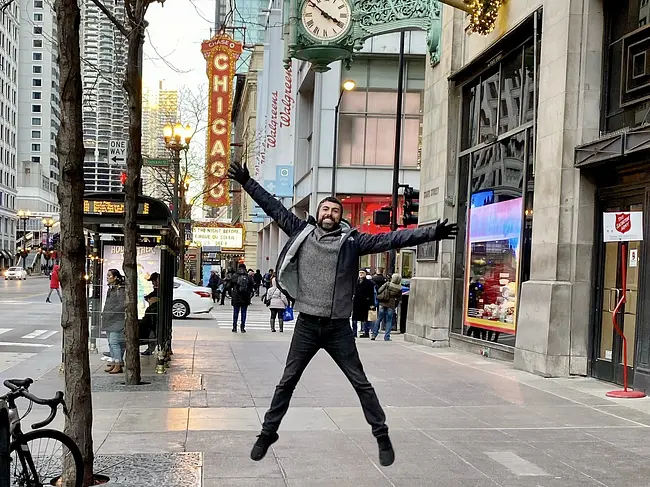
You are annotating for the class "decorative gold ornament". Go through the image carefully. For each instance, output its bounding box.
[464,0,504,35]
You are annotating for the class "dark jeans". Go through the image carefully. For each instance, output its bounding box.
[262,314,388,438]
[233,305,248,329]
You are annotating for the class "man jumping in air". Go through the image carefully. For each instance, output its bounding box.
[228,161,459,467]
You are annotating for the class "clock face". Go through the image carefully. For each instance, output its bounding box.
[301,0,352,42]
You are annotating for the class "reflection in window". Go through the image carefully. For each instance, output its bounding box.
[521,44,536,124]
[461,83,479,149]
[365,118,396,166]
[338,115,366,166]
[479,71,499,143]
[499,51,523,133]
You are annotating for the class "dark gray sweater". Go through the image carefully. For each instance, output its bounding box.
[294,226,343,317]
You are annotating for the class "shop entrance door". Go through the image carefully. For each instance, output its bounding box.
[593,196,644,385]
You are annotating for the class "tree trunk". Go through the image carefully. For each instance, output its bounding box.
[122,18,145,385]
[54,0,94,483]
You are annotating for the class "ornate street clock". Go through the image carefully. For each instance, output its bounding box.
[284,0,505,72]
[300,0,353,42]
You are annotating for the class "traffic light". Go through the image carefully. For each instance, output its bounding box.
[372,209,391,226]
[403,186,419,226]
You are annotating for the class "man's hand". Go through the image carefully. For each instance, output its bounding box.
[432,219,459,240]
[228,161,250,185]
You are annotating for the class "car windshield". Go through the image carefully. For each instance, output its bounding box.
[8,267,20,271]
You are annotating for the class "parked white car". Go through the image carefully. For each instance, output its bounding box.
[172,277,214,319]
[4,267,27,280]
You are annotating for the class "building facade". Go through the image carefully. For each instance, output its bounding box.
[80,0,128,193]
[405,0,650,392]
[0,3,20,267]
[232,45,264,268]
[254,23,426,272]
[17,0,60,226]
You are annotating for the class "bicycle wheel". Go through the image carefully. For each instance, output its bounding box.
[0,407,10,487]
[10,429,83,487]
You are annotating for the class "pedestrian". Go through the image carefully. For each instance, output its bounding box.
[352,269,375,338]
[372,273,403,341]
[228,263,254,333]
[101,269,126,374]
[139,290,158,356]
[45,262,61,303]
[265,277,289,332]
[262,269,273,300]
[372,268,387,289]
[227,160,458,467]
[208,271,221,303]
[147,271,160,290]
[220,268,233,306]
[253,269,263,296]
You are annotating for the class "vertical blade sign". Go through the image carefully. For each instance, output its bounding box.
[201,35,243,207]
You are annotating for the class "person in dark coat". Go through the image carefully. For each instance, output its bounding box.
[228,263,254,332]
[208,271,221,303]
[139,290,158,355]
[352,269,375,338]
[227,160,459,467]
[253,269,263,296]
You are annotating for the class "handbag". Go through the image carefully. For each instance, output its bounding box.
[283,307,294,322]
[368,308,377,322]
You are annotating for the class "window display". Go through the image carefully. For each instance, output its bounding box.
[464,197,522,336]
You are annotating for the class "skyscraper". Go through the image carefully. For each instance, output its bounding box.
[17,0,60,217]
[80,0,129,193]
[0,2,20,266]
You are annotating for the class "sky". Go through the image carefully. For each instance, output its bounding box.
[142,0,216,91]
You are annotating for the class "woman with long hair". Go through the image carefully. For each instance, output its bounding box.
[101,269,126,374]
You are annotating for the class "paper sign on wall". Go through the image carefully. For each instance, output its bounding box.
[630,248,639,268]
[603,212,644,242]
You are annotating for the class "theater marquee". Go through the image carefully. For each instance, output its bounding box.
[201,34,243,207]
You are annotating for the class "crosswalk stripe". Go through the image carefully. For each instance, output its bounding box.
[36,330,58,340]
[0,342,53,348]
[0,329,11,336]
[21,330,49,339]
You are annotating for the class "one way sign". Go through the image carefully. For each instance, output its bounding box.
[109,140,126,165]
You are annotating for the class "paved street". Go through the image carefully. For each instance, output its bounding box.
[1,290,650,485]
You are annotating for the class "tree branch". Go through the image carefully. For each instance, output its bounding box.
[88,0,129,36]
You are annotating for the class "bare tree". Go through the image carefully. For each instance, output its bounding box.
[54,0,94,482]
[90,0,161,385]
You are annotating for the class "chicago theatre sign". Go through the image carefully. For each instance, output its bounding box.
[201,35,243,207]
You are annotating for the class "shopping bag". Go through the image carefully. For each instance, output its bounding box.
[368,308,377,323]
[283,307,294,322]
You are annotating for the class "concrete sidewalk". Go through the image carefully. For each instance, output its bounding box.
[21,300,650,486]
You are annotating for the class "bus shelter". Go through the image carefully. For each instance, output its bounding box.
[83,192,180,371]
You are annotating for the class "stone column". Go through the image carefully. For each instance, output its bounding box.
[405,7,465,346]
[514,0,603,376]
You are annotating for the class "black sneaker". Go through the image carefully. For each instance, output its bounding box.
[377,435,394,466]
[250,432,279,461]
[241,328,247,333]
[232,328,237,333]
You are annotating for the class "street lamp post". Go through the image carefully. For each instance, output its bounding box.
[17,210,31,267]
[42,218,55,275]
[163,122,192,222]
[331,79,356,196]
[163,122,192,278]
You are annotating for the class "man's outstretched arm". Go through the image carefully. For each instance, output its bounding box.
[356,219,459,256]
[228,161,302,236]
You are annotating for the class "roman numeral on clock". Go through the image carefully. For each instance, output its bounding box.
[307,19,314,27]
[323,29,328,37]
[313,26,320,35]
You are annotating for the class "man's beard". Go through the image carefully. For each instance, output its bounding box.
[318,217,340,231]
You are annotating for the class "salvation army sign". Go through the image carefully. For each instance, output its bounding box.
[603,212,643,242]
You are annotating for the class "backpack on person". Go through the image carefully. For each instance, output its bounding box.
[237,274,250,297]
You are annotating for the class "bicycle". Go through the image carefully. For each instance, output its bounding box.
[0,378,83,487]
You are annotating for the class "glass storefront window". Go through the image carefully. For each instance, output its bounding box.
[453,33,539,346]
[479,70,499,144]
[499,50,523,134]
